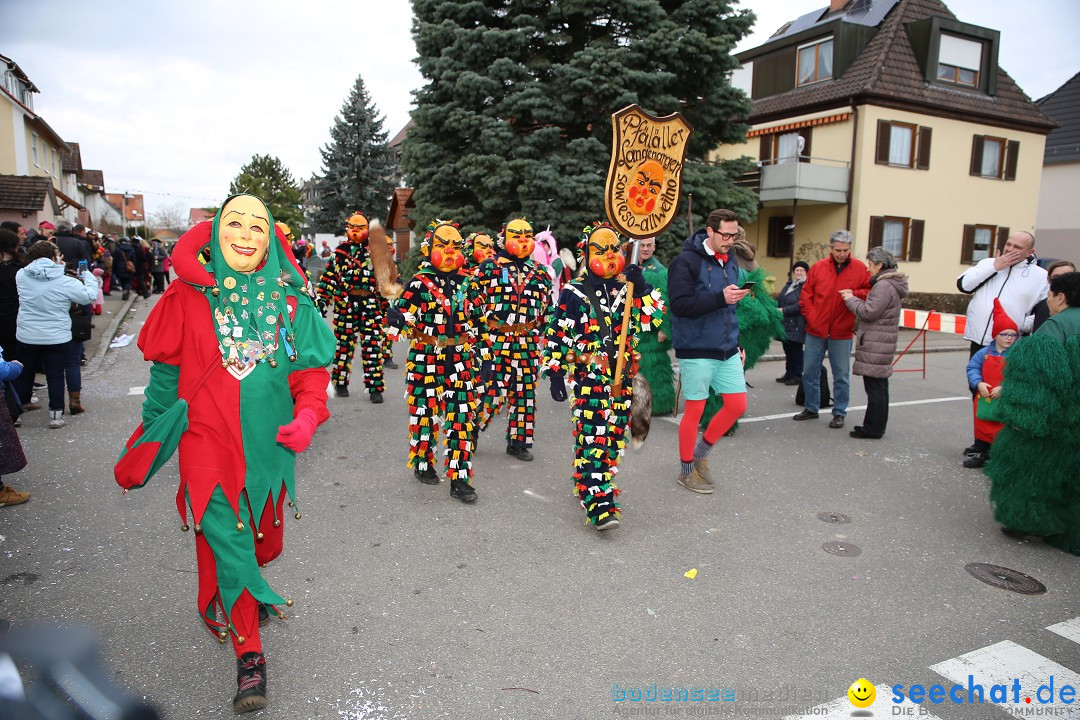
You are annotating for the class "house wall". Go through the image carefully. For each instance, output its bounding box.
[851,104,1045,293]
[0,103,18,174]
[1035,162,1080,262]
[712,105,1047,294]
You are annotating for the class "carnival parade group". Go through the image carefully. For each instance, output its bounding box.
[113,195,682,712]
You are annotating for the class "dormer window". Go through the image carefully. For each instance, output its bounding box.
[937,33,982,87]
[797,38,833,86]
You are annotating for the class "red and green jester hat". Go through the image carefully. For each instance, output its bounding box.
[115,193,336,651]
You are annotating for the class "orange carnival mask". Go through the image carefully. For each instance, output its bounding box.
[219,195,271,273]
[627,160,664,216]
[429,223,465,273]
[472,234,495,264]
[503,218,535,259]
[345,213,369,243]
[587,226,626,279]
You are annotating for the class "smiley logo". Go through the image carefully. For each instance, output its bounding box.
[848,678,875,708]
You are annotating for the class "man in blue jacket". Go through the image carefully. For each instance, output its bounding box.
[668,209,751,494]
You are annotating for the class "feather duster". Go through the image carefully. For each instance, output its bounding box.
[630,372,653,448]
[368,223,403,300]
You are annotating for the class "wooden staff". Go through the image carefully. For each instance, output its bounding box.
[611,238,641,397]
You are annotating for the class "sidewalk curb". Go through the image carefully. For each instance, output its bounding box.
[87,293,138,374]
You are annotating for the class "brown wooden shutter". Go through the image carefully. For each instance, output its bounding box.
[916,127,932,170]
[1004,140,1020,181]
[961,225,976,264]
[875,121,891,164]
[997,226,1010,253]
[868,216,885,249]
[970,135,985,175]
[908,219,924,262]
[760,135,772,164]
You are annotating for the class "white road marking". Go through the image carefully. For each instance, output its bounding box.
[930,640,1080,719]
[782,683,944,719]
[659,396,970,425]
[127,386,146,396]
[1047,617,1080,645]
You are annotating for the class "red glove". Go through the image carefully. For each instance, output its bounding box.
[276,408,319,453]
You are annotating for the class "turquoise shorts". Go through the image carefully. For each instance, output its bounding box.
[679,355,746,400]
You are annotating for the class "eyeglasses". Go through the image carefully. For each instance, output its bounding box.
[712,231,739,240]
[997,332,1018,338]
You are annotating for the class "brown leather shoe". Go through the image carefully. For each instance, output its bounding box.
[678,468,713,494]
[694,457,715,486]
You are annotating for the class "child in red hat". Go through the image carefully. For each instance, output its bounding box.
[963,298,1019,468]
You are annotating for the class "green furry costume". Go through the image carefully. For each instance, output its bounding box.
[637,255,675,415]
[699,267,785,429]
[986,333,1080,554]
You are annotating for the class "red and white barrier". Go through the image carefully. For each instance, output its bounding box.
[899,309,966,336]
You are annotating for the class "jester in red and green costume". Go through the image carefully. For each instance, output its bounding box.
[542,222,664,530]
[114,194,335,713]
[316,212,386,403]
[386,220,488,503]
[472,218,553,461]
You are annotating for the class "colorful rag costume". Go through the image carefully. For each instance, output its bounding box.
[636,254,674,415]
[472,218,552,454]
[316,213,385,398]
[387,220,488,501]
[114,195,335,712]
[542,223,664,528]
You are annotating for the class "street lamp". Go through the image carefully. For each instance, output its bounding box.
[121,192,133,236]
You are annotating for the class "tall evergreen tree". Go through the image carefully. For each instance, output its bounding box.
[312,73,396,232]
[402,0,758,258]
[228,154,305,229]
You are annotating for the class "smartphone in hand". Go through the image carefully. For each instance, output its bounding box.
[78,259,89,273]
[738,281,756,291]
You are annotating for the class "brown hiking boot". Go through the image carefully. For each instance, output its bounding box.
[69,391,84,415]
[677,468,713,494]
[0,485,30,507]
[694,457,715,486]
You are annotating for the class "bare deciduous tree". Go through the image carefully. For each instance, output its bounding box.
[149,202,189,233]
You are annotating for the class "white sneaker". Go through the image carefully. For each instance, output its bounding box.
[48,410,65,429]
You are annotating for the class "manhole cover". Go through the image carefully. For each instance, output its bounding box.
[964,563,1046,594]
[822,542,861,557]
[817,512,851,524]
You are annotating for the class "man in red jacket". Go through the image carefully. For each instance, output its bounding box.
[793,230,870,428]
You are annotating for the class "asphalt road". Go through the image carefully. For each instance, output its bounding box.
[1,293,1077,720]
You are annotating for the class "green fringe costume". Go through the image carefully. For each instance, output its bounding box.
[986,333,1080,554]
[637,255,675,416]
[698,267,785,429]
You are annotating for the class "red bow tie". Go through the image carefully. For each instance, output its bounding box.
[717,253,728,263]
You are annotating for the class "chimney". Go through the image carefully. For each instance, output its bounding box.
[829,0,848,13]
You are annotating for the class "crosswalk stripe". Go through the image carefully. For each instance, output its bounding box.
[929,640,1080,719]
[781,683,945,719]
[1047,617,1080,646]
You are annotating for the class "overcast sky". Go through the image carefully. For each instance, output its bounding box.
[2,0,1077,220]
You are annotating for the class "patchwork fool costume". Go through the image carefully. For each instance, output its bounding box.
[386,220,487,503]
[542,223,664,530]
[472,218,553,461]
[114,194,335,713]
[316,212,386,402]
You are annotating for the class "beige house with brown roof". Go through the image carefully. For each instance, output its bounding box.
[713,0,1056,306]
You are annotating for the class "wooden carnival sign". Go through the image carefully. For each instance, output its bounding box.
[604,104,693,240]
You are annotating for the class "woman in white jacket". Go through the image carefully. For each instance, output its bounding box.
[13,241,96,428]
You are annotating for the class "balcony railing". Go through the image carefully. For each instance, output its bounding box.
[738,156,850,204]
